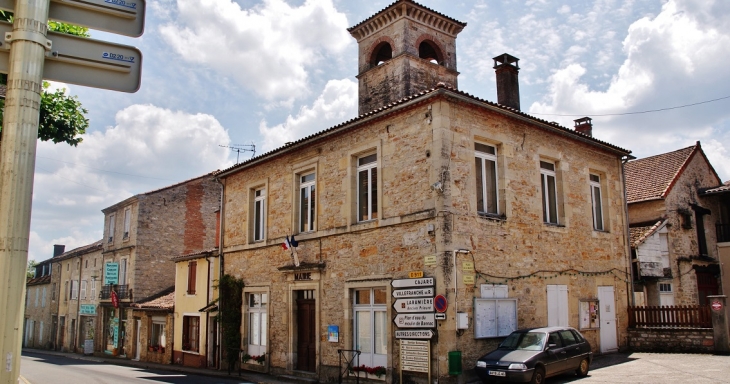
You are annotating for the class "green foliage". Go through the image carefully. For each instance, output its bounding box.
[215,274,244,369]
[48,20,90,37]
[27,259,38,278]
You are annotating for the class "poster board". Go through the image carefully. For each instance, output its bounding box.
[474,298,517,338]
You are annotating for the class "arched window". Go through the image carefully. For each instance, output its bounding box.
[418,40,443,65]
[370,42,392,68]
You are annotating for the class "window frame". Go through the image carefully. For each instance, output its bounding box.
[590,173,604,231]
[80,280,87,300]
[353,287,388,368]
[150,318,166,348]
[246,292,268,357]
[253,187,267,242]
[540,160,559,225]
[187,261,197,295]
[298,172,316,233]
[182,315,200,353]
[475,142,500,216]
[123,207,131,240]
[108,214,115,243]
[356,153,378,222]
[71,280,79,300]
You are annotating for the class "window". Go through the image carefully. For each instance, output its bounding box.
[108,214,115,243]
[253,188,266,241]
[547,285,568,327]
[85,260,88,269]
[475,143,499,215]
[64,281,68,302]
[299,173,316,233]
[119,259,127,285]
[91,280,96,300]
[659,283,674,306]
[80,280,87,300]
[590,174,604,231]
[182,316,200,352]
[25,288,29,307]
[187,261,197,295]
[247,292,268,357]
[42,286,46,307]
[51,283,56,301]
[357,154,378,222]
[71,281,79,300]
[34,287,39,307]
[559,329,578,346]
[39,321,43,342]
[353,288,387,368]
[123,208,131,239]
[540,161,559,224]
[150,318,166,348]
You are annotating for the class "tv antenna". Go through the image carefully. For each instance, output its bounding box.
[220,144,256,164]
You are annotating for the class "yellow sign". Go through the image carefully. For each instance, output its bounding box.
[463,275,475,284]
[409,271,424,279]
[424,255,437,266]
[462,261,474,271]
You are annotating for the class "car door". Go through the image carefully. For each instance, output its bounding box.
[558,329,582,372]
[544,332,566,376]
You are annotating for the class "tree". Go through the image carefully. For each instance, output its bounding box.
[0,13,89,146]
[27,259,38,279]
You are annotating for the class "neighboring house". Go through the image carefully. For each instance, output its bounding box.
[129,287,175,364]
[626,142,729,306]
[23,257,55,349]
[99,173,220,359]
[171,249,220,368]
[215,1,632,382]
[52,241,103,353]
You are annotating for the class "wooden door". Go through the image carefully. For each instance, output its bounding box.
[696,272,719,305]
[296,299,316,371]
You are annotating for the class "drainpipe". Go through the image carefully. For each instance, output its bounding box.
[76,255,83,352]
[452,249,469,331]
[621,155,636,306]
[214,175,225,370]
[204,252,211,367]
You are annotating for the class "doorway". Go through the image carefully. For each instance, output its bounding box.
[295,290,316,371]
[134,319,141,360]
[598,286,618,352]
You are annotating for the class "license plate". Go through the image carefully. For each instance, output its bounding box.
[488,371,506,377]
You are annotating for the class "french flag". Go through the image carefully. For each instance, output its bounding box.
[282,235,298,250]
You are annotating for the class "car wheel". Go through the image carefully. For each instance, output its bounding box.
[576,358,590,377]
[530,366,545,384]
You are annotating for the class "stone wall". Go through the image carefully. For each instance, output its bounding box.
[627,328,714,353]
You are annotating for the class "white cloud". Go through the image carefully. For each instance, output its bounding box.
[159,0,351,101]
[259,78,357,151]
[29,105,233,261]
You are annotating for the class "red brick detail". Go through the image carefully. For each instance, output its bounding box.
[184,181,205,254]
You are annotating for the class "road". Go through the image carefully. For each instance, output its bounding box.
[20,351,254,384]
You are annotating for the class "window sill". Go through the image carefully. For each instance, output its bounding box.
[478,213,506,221]
[543,222,565,228]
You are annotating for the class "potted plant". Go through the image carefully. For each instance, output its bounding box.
[254,353,266,364]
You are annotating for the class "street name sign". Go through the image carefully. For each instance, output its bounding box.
[395,329,434,339]
[0,21,142,92]
[393,297,434,313]
[392,287,434,299]
[401,340,429,373]
[0,0,146,37]
[393,313,436,328]
[392,277,434,288]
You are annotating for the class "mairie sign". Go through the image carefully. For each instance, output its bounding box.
[394,313,436,328]
[391,277,434,289]
[392,287,434,299]
[393,297,434,313]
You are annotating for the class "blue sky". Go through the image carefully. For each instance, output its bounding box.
[29,0,730,261]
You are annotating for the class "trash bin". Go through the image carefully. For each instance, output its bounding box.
[448,350,462,375]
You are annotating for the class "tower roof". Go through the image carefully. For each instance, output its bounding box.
[348,0,466,41]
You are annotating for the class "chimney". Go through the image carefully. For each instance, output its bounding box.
[53,244,65,257]
[574,117,593,137]
[493,53,520,110]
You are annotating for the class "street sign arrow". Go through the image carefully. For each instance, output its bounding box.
[0,21,142,92]
[393,297,434,313]
[0,0,146,37]
[392,287,434,299]
[393,313,436,328]
[391,277,434,289]
[395,329,434,339]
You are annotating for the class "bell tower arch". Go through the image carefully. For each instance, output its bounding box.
[348,0,466,115]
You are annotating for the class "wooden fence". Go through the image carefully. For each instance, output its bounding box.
[628,305,712,328]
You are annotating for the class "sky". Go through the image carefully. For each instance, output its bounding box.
[28,0,730,261]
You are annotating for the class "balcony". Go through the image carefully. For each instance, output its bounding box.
[717,223,730,243]
[100,284,130,300]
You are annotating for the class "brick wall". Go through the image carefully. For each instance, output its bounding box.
[628,328,714,353]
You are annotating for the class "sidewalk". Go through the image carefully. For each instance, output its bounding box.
[21,348,301,384]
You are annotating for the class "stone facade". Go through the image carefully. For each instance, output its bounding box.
[627,328,714,353]
[98,173,221,358]
[23,260,54,349]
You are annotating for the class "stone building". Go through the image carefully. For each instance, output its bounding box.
[215,1,633,383]
[626,142,729,306]
[129,288,175,363]
[23,257,55,349]
[52,241,103,353]
[171,249,220,368]
[98,173,220,358]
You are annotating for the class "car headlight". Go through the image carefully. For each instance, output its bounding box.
[508,363,527,370]
[476,361,486,368]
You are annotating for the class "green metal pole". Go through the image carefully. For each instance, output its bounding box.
[0,0,50,381]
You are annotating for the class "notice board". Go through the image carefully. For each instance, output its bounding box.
[474,298,517,338]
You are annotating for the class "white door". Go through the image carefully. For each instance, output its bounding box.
[598,286,618,352]
[547,285,569,327]
[134,320,141,360]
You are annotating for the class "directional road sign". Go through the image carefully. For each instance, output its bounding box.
[0,21,142,92]
[393,313,436,328]
[395,329,434,339]
[392,277,434,289]
[0,0,146,37]
[392,287,434,299]
[393,297,434,313]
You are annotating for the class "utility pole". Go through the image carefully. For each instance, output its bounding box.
[0,0,50,381]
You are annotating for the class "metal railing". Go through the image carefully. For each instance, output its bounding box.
[628,305,712,329]
[99,284,129,300]
[338,349,361,384]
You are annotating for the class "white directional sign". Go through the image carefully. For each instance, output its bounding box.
[0,0,146,37]
[391,277,434,289]
[395,329,434,339]
[392,287,434,299]
[393,313,436,328]
[393,297,434,313]
[401,340,430,373]
[0,22,142,92]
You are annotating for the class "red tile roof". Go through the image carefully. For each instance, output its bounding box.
[701,180,730,196]
[133,287,175,310]
[629,220,664,248]
[625,144,698,203]
[348,0,466,33]
[27,275,51,286]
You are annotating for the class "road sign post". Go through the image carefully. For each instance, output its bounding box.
[0,0,144,381]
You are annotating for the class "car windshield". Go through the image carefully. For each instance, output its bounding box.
[499,332,546,351]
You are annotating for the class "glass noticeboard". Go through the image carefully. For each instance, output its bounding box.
[579,299,600,329]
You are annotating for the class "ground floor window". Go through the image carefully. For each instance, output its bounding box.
[353,287,387,368]
[247,292,267,357]
[182,316,199,352]
[150,318,166,350]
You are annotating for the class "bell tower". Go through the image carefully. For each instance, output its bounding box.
[348,0,466,115]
